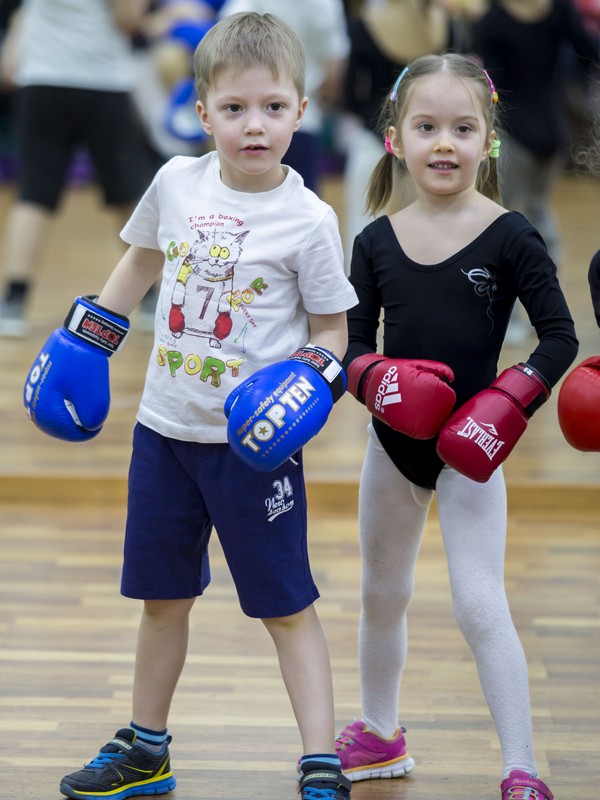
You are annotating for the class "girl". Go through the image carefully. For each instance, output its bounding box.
[337,53,578,800]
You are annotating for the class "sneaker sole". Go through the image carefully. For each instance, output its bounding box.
[59,773,176,799]
[345,754,416,782]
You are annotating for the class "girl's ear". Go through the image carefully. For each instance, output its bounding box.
[388,126,403,159]
[482,128,496,161]
[196,100,212,135]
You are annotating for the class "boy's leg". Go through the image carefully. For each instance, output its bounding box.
[264,605,352,798]
[262,604,335,754]
[60,429,210,799]
[199,446,349,796]
[132,597,196,730]
[60,598,191,799]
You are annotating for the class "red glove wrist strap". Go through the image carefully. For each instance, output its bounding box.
[347,353,386,401]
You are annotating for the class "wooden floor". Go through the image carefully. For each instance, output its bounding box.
[1,503,599,799]
[1,172,600,799]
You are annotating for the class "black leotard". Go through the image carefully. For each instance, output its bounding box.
[344,211,579,488]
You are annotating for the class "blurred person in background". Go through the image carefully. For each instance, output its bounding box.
[0,0,153,337]
[131,0,224,166]
[0,0,21,181]
[473,0,598,342]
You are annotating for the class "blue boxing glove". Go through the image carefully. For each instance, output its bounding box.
[225,344,346,471]
[23,295,129,442]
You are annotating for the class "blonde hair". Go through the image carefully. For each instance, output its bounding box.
[572,127,600,177]
[194,12,306,104]
[367,52,501,215]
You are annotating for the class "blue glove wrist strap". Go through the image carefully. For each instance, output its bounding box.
[289,344,346,403]
[64,295,130,355]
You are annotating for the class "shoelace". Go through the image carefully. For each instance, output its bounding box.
[335,728,355,749]
[301,787,344,800]
[86,751,127,769]
[507,787,542,799]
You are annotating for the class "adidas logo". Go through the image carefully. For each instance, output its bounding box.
[373,365,403,413]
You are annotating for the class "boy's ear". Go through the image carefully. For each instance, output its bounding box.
[294,96,309,132]
[196,100,212,135]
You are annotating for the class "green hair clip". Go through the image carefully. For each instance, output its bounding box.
[490,138,501,159]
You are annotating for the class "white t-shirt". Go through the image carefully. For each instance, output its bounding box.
[121,151,357,443]
[16,0,135,91]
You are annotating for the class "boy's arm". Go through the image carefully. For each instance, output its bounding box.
[98,245,164,316]
[307,311,348,362]
[23,245,164,442]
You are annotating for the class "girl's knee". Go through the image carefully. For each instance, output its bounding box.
[362,580,413,621]
[452,588,509,642]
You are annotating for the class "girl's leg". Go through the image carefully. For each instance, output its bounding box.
[132,597,196,730]
[262,604,335,755]
[436,466,537,776]
[358,427,432,736]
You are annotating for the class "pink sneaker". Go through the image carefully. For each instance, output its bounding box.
[501,770,554,800]
[335,720,415,782]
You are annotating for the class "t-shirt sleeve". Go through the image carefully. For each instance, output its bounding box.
[120,166,165,250]
[297,206,358,315]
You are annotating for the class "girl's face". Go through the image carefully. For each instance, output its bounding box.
[197,65,307,193]
[389,72,494,200]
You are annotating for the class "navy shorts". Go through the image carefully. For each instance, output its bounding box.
[121,423,319,618]
[14,85,152,211]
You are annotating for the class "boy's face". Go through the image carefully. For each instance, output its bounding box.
[197,65,307,193]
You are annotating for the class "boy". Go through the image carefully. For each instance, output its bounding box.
[27,12,356,800]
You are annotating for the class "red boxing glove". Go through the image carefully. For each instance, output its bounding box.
[557,356,600,451]
[214,310,232,340]
[169,304,185,335]
[436,363,550,482]
[348,353,456,439]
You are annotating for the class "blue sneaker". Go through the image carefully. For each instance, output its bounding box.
[299,763,352,800]
[59,728,176,799]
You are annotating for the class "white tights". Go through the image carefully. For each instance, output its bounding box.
[357,425,537,777]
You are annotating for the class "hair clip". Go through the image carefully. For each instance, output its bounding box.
[490,138,501,158]
[389,66,409,102]
[384,135,394,154]
[482,67,499,104]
